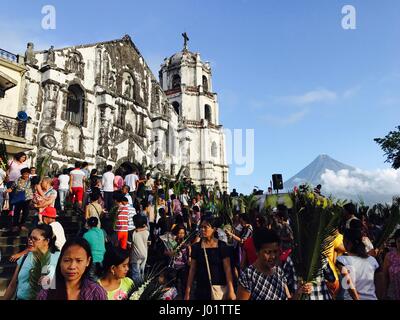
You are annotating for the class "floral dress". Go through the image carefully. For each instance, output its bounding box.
[387,249,400,300]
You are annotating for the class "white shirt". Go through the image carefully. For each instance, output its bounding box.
[70,169,86,188]
[50,221,66,250]
[7,160,28,182]
[124,173,138,192]
[337,255,379,300]
[124,193,133,207]
[102,171,115,192]
[58,174,70,190]
[179,193,190,206]
[0,168,6,188]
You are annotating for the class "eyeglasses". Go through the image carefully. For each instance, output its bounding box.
[28,236,45,242]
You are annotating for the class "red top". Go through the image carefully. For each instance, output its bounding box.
[115,205,129,232]
[243,237,257,265]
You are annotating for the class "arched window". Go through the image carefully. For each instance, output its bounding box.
[117,105,126,127]
[202,75,209,92]
[66,84,84,125]
[205,104,212,123]
[172,101,180,116]
[211,141,217,157]
[172,74,181,89]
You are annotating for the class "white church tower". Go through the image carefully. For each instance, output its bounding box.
[159,33,229,190]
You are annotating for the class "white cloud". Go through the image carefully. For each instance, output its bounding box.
[261,109,308,126]
[321,168,400,202]
[278,88,337,106]
[343,85,361,98]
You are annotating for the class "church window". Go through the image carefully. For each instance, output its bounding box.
[172,101,180,115]
[66,84,84,125]
[172,74,181,89]
[205,104,212,123]
[202,75,209,92]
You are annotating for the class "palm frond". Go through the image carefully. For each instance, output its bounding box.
[28,251,51,300]
[0,139,9,171]
[289,192,342,284]
[375,202,400,248]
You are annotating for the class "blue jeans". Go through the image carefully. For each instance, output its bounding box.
[0,188,5,211]
[131,258,147,284]
[58,189,68,210]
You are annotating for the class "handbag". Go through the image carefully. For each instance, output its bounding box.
[2,191,10,210]
[202,241,229,300]
[10,179,29,206]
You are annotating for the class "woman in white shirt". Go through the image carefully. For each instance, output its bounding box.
[336,227,379,300]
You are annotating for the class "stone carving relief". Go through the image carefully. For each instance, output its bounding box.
[65,51,85,79]
[24,42,38,65]
[110,147,118,161]
[45,46,56,66]
[108,71,117,92]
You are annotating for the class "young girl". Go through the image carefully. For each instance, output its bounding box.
[159,268,178,300]
[131,214,150,284]
[336,227,379,300]
[98,245,134,300]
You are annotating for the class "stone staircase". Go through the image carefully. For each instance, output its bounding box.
[0,208,83,296]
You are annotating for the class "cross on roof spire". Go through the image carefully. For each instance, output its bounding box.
[182,32,189,51]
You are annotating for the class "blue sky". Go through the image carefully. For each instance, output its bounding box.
[1,0,400,194]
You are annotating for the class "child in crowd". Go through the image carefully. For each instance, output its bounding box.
[114,196,129,249]
[131,214,150,284]
[98,245,133,300]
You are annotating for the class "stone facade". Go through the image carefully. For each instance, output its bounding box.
[21,35,228,190]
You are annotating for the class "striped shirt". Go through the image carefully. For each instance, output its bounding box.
[115,205,129,232]
[128,206,137,231]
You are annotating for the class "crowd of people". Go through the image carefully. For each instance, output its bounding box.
[0,152,399,300]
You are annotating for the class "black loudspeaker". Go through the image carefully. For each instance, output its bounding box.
[272,174,283,190]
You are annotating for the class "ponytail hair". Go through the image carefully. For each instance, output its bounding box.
[97,244,129,278]
[344,227,368,258]
[33,224,58,253]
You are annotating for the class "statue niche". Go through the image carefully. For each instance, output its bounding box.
[122,72,134,100]
[66,51,84,79]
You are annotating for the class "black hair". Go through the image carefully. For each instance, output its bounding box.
[200,215,217,229]
[173,224,186,237]
[134,214,147,228]
[394,229,400,241]
[89,192,101,202]
[255,215,267,228]
[192,205,200,213]
[343,228,368,258]
[174,214,184,226]
[87,216,99,228]
[82,162,88,168]
[121,196,128,203]
[98,245,129,278]
[14,152,27,162]
[45,238,93,300]
[253,228,280,252]
[159,267,177,287]
[75,161,81,169]
[344,203,356,216]
[62,168,69,175]
[239,213,251,224]
[106,165,113,172]
[171,194,176,200]
[33,224,58,254]
[20,167,30,175]
[122,185,130,192]
[30,167,36,170]
[90,168,98,176]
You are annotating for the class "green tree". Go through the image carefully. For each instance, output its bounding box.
[374,126,400,169]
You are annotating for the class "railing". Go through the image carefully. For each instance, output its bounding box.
[0,49,18,63]
[0,114,26,138]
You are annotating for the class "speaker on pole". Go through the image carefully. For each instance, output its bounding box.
[272,174,283,190]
